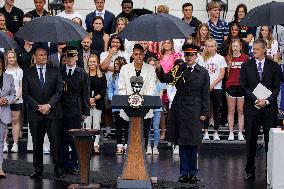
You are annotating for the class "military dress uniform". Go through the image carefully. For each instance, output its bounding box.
[60,47,90,174]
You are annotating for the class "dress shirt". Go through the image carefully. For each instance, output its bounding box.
[96,9,105,18]
[255,58,265,72]
[187,63,196,72]
[66,65,76,75]
[36,64,46,83]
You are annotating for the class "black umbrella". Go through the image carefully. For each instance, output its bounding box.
[0,31,19,49]
[119,13,194,42]
[15,16,88,43]
[240,1,284,27]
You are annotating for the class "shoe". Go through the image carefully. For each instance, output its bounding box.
[244,172,255,180]
[146,146,152,155]
[30,171,42,178]
[213,133,220,141]
[123,144,127,154]
[209,117,214,127]
[55,170,65,178]
[188,175,198,184]
[173,145,179,155]
[228,132,234,141]
[203,132,210,140]
[69,146,72,152]
[116,147,124,155]
[238,132,245,141]
[69,168,79,175]
[0,169,6,178]
[11,143,18,153]
[152,147,159,155]
[178,175,189,183]
[94,146,100,155]
[3,143,8,153]
[43,146,50,154]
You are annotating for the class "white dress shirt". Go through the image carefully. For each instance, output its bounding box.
[66,65,76,75]
[255,58,265,71]
[36,64,46,83]
[96,9,105,19]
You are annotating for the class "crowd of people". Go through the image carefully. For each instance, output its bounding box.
[0,0,283,184]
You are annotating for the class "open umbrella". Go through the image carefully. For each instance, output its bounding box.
[240,1,284,27]
[119,13,194,42]
[0,31,19,49]
[15,16,88,43]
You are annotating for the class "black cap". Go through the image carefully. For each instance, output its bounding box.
[182,44,200,56]
[62,46,79,57]
[133,44,144,52]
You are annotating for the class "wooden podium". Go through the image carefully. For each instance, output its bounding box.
[112,95,161,189]
[68,129,101,189]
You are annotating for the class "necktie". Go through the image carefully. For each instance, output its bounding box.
[257,62,262,80]
[39,68,44,88]
[68,69,72,77]
[188,67,193,72]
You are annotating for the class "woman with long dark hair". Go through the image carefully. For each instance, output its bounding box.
[90,16,110,53]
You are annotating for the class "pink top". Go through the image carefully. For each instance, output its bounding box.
[158,52,181,74]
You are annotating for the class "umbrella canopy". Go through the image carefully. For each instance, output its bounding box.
[0,31,19,49]
[119,13,194,42]
[15,16,88,43]
[240,1,284,27]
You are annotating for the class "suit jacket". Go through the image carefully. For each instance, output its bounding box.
[240,58,282,115]
[23,64,63,121]
[85,10,115,34]
[0,73,16,124]
[118,62,156,120]
[77,49,101,70]
[49,53,61,68]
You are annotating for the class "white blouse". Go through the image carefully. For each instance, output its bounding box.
[5,67,23,104]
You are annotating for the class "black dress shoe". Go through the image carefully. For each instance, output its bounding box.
[188,175,198,184]
[178,175,189,183]
[30,171,42,178]
[244,172,255,180]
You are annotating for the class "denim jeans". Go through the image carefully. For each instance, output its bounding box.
[148,111,161,147]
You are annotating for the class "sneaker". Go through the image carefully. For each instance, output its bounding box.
[173,145,179,155]
[43,146,50,154]
[3,143,8,153]
[11,143,18,153]
[203,132,210,140]
[213,133,220,141]
[146,146,152,155]
[228,132,234,141]
[152,147,159,155]
[238,132,245,141]
[69,146,72,152]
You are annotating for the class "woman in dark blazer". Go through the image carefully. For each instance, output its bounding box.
[0,56,16,178]
[84,54,107,154]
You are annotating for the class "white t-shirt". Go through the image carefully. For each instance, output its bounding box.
[5,67,23,103]
[197,53,227,89]
[57,11,86,29]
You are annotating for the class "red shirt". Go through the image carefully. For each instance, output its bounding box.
[226,53,249,88]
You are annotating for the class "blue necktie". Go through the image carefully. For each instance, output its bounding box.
[257,62,262,80]
[39,68,44,88]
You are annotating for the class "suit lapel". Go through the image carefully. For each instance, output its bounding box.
[261,59,269,82]
[251,60,260,83]
[44,66,49,89]
[32,67,42,88]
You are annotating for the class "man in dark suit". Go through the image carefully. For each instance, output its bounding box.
[60,46,90,175]
[49,42,67,67]
[240,39,282,180]
[77,35,101,71]
[23,46,64,178]
[166,44,209,184]
[85,0,115,34]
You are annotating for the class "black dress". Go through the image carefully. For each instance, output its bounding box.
[89,74,107,110]
[90,30,105,54]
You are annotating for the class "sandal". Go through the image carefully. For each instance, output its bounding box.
[94,146,100,155]
[0,170,6,178]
